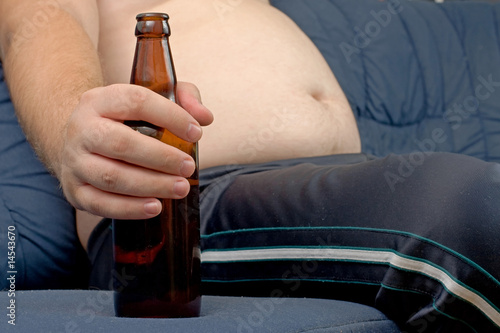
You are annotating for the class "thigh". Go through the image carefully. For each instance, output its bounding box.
[0,64,89,290]
[200,153,500,332]
[202,153,500,255]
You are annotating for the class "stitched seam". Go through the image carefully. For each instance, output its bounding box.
[0,186,25,290]
[396,2,428,125]
[331,1,370,120]
[435,4,489,160]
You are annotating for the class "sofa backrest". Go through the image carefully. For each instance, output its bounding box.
[272,0,500,162]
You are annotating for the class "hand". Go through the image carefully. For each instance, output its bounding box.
[59,83,213,220]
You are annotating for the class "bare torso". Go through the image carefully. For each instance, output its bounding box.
[77,0,361,246]
[96,0,361,169]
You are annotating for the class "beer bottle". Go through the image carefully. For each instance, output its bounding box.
[112,13,201,318]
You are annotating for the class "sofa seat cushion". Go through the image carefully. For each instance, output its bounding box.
[0,290,400,332]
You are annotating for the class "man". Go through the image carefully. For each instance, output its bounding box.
[1,0,360,243]
[1,1,499,331]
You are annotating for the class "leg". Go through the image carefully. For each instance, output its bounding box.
[200,153,500,332]
[0,64,89,290]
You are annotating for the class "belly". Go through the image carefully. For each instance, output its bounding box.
[97,0,361,169]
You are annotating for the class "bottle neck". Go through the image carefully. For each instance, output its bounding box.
[131,39,176,102]
[131,13,176,103]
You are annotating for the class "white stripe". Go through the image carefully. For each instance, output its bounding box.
[202,247,500,327]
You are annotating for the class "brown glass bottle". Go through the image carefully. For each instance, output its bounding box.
[112,13,201,318]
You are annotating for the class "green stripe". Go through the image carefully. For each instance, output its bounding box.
[433,302,478,333]
[202,277,381,287]
[382,283,479,332]
[202,226,500,287]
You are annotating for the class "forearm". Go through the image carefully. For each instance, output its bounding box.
[1,2,213,222]
[0,2,103,178]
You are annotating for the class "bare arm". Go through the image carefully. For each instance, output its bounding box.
[0,1,103,177]
[0,1,213,221]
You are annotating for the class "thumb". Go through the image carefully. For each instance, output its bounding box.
[177,82,214,126]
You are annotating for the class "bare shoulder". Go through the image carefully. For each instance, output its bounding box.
[0,0,100,58]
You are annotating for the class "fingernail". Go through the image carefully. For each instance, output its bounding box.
[144,200,161,216]
[174,179,189,197]
[187,123,202,142]
[180,160,195,177]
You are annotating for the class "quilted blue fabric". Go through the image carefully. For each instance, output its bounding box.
[271,0,500,162]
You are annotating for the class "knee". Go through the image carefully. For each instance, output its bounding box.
[402,152,500,227]
[431,156,500,257]
[455,159,500,219]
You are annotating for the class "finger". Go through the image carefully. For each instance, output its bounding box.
[177,82,214,126]
[82,118,196,177]
[83,84,203,142]
[74,184,164,220]
[178,82,203,104]
[73,153,191,199]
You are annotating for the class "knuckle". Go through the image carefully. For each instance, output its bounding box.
[79,90,92,105]
[86,120,111,147]
[126,85,148,110]
[104,83,123,96]
[87,197,105,217]
[80,88,99,106]
[180,82,202,102]
[159,150,178,171]
[101,168,120,191]
[66,183,88,212]
[109,135,131,155]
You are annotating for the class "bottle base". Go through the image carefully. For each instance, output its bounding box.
[114,293,202,318]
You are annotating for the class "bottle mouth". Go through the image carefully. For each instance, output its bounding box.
[136,13,169,21]
[135,13,171,37]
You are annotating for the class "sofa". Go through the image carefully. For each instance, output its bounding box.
[2,0,500,332]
